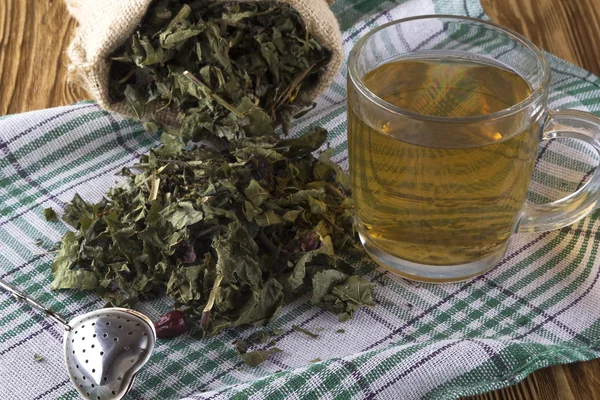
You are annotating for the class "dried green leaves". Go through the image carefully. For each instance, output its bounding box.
[109,0,330,140]
[234,329,282,366]
[312,272,376,322]
[42,207,58,222]
[240,348,283,367]
[292,325,319,339]
[51,128,374,334]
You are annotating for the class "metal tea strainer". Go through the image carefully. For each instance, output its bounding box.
[0,278,156,400]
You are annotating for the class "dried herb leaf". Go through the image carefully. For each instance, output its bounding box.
[279,127,328,157]
[50,231,99,291]
[240,348,282,367]
[123,85,145,119]
[61,194,93,228]
[42,208,58,222]
[292,325,319,339]
[312,271,375,322]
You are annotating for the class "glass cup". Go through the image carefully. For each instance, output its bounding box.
[347,15,600,282]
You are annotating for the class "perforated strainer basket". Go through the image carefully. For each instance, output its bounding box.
[1,279,156,400]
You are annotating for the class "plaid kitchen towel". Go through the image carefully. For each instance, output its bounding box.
[2,0,600,399]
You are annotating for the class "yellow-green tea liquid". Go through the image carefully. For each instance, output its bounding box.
[348,58,538,266]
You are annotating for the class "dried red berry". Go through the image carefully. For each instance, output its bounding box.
[154,310,189,339]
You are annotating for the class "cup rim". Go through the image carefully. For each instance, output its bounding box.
[347,14,552,123]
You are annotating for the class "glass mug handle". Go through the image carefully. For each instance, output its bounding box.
[518,109,600,232]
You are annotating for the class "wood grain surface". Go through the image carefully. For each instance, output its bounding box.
[0,0,85,114]
[1,0,600,399]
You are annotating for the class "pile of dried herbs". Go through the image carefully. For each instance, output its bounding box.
[49,0,373,337]
[109,0,330,139]
[50,129,375,334]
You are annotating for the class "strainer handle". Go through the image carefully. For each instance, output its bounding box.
[0,278,71,330]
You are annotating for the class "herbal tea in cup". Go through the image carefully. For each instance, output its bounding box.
[347,16,600,282]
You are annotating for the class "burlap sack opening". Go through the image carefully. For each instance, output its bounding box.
[65,0,343,128]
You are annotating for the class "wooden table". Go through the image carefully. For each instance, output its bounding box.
[1,0,599,398]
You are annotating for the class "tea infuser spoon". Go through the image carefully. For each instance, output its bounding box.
[0,278,156,400]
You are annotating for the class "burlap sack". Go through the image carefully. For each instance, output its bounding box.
[65,0,343,128]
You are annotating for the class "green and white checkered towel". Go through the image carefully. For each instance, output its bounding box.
[2,0,600,398]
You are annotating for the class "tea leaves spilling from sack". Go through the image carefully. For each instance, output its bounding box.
[109,0,331,139]
[51,128,375,334]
